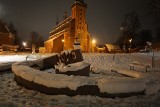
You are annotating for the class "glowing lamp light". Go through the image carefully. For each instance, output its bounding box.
[62,39,64,42]
[92,39,96,44]
[23,42,27,47]
[129,39,132,43]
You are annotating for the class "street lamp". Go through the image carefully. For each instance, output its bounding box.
[92,39,96,52]
[92,39,96,44]
[129,39,132,53]
[129,39,132,44]
[129,39,132,48]
[23,42,26,47]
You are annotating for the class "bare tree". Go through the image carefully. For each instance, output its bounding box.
[30,31,44,53]
[119,11,141,49]
[30,31,39,53]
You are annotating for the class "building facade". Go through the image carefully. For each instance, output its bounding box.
[44,0,91,53]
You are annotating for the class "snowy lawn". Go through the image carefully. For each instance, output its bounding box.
[0,52,160,106]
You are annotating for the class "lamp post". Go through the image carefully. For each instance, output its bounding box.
[129,39,132,53]
[23,42,26,47]
[129,39,132,47]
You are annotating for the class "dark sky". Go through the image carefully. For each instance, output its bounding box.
[0,0,154,44]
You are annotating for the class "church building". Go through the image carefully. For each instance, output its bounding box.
[44,0,91,53]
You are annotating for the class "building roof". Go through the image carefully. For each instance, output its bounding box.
[50,17,75,38]
[105,44,121,51]
[75,0,85,4]
[72,0,87,8]
[0,20,10,33]
[0,20,15,40]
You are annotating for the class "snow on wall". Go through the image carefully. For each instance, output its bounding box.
[98,78,146,93]
[12,63,41,81]
[34,73,82,90]
[12,62,96,90]
[12,62,147,94]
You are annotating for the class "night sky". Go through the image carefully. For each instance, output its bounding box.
[0,0,154,45]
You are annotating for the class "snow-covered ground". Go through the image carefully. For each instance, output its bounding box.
[0,52,160,107]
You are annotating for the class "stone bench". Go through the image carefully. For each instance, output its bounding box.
[130,62,150,72]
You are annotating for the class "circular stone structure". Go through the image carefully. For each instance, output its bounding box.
[11,53,149,98]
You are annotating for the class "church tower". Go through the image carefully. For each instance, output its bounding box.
[44,0,91,53]
[71,0,90,52]
[71,0,87,31]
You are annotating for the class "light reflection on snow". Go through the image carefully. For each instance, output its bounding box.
[0,55,27,63]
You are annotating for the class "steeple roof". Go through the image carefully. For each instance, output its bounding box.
[0,20,10,33]
[72,0,87,8]
[75,0,85,4]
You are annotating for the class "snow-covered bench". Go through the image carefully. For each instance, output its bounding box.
[130,62,150,72]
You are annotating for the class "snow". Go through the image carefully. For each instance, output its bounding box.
[0,53,50,63]
[12,62,94,90]
[55,61,90,72]
[0,52,160,106]
[1,72,160,107]
[34,74,82,90]
[0,55,27,63]
[98,78,146,93]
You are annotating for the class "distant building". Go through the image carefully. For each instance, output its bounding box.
[0,20,15,46]
[45,0,91,53]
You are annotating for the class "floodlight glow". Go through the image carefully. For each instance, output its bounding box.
[129,39,132,43]
[92,39,96,44]
[23,42,27,47]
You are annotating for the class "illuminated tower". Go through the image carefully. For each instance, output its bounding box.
[71,0,90,52]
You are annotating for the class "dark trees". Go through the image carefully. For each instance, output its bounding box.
[151,0,160,16]
[118,11,141,48]
[150,0,160,41]
[136,29,152,46]
[30,31,44,52]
